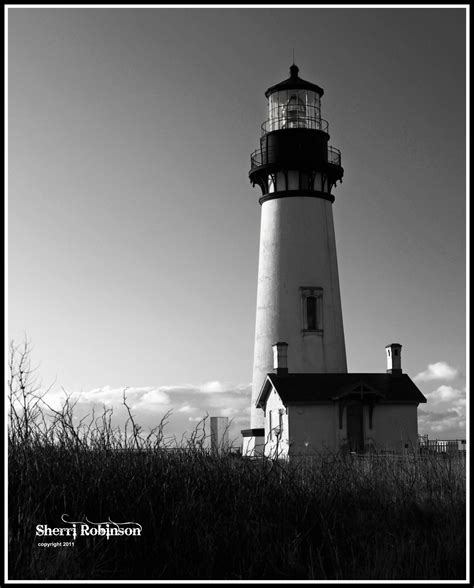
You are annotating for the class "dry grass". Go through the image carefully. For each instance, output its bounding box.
[8,340,467,580]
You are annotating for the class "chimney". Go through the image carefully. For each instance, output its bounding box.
[385,343,402,375]
[273,342,288,375]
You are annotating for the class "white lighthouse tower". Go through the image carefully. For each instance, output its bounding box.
[242,64,347,455]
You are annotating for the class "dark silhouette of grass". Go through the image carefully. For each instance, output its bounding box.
[8,340,466,580]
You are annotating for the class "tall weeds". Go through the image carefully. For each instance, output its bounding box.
[8,341,466,580]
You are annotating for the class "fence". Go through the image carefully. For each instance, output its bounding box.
[418,436,466,454]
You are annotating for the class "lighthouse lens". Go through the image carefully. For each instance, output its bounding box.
[267,89,321,132]
[283,95,306,128]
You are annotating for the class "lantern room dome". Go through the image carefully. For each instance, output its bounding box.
[265,64,324,98]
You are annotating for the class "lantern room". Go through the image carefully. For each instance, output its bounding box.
[249,64,343,202]
[265,64,324,132]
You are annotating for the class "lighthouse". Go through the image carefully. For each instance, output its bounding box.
[240,65,427,458]
[242,64,348,455]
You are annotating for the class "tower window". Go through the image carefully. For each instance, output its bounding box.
[268,174,275,193]
[300,172,311,190]
[301,287,323,332]
[307,297,317,330]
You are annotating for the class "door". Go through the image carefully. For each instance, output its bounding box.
[346,403,364,453]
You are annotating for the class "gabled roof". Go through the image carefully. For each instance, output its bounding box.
[256,373,427,408]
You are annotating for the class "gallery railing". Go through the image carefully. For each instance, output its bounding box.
[261,115,329,135]
[250,145,342,170]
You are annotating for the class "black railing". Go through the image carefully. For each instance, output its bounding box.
[328,146,341,166]
[250,145,342,170]
[261,115,329,135]
[250,148,270,168]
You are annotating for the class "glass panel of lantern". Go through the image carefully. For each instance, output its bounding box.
[268,93,279,131]
[277,90,288,129]
[282,92,306,128]
[268,89,321,131]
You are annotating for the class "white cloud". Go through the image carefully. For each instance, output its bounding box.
[178,404,196,413]
[12,378,252,451]
[159,384,197,394]
[418,384,466,438]
[81,385,160,406]
[199,381,227,394]
[50,381,252,446]
[414,361,460,382]
[136,389,171,406]
[195,381,252,395]
[426,385,464,403]
[219,407,241,418]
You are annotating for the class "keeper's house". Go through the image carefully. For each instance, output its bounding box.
[253,342,427,458]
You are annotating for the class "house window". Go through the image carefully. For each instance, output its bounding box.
[301,287,323,332]
[278,409,284,436]
[268,409,283,439]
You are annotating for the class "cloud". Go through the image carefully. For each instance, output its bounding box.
[414,361,460,382]
[81,385,166,406]
[160,381,252,395]
[426,385,464,403]
[199,381,227,394]
[178,404,197,413]
[419,408,462,423]
[134,389,171,407]
[418,385,466,438]
[37,380,253,447]
[413,361,465,438]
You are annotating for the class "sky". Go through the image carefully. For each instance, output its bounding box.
[7,6,468,444]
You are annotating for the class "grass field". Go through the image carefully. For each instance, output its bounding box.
[7,342,467,580]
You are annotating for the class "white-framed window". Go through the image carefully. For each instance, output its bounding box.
[278,409,284,435]
[268,409,283,438]
[300,287,323,332]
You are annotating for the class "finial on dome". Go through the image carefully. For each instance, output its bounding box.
[290,63,299,78]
